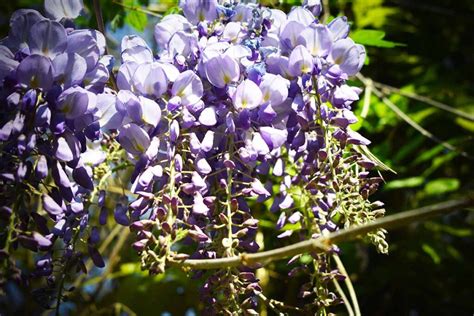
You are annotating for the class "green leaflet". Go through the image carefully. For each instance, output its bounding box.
[352,30,405,48]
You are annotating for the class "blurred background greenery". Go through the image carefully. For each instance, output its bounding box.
[1,0,473,315]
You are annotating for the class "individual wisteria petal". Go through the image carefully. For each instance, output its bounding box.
[251,179,271,197]
[222,22,243,42]
[232,3,254,22]
[7,9,44,50]
[66,31,100,71]
[132,62,170,97]
[288,211,302,224]
[232,79,263,111]
[42,194,63,215]
[118,123,151,156]
[116,62,139,91]
[193,192,209,215]
[199,107,217,126]
[331,84,361,108]
[329,38,363,76]
[116,90,139,118]
[287,7,315,26]
[195,156,212,174]
[83,62,109,90]
[52,52,87,87]
[44,0,84,20]
[168,31,198,58]
[204,54,240,88]
[288,45,314,76]
[201,131,214,152]
[54,132,81,162]
[259,74,290,106]
[266,54,293,79]
[122,45,154,65]
[180,0,218,24]
[297,24,332,57]
[138,96,161,127]
[0,46,19,83]
[16,54,53,90]
[328,16,350,41]
[170,120,180,143]
[303,0,322,16]
[259,127,288,149]
[172,70,203,106]
[121,35,153,64]
[252,132,270,155]
[114,204,130,226]
[56,86,90,119]
[280,21,306,52]
[154,14,191,51]
[356,44,366,70]
[96,93,123,130]
[347,130,371,145]
[28,19,67,58]
[35,155,48,179]
[33,232,52,248]
[72,165,94,190]
[88,246,105,268]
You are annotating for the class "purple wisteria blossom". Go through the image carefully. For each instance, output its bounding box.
[0,0,386,314]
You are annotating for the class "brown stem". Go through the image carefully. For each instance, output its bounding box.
[169,197,473,270]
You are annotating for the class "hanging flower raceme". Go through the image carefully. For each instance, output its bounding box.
[0,0,387,314]
[0,2,114,305]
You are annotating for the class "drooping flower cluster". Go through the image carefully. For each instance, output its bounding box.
[0,0,388,314]
[94,0,387,313]
[0,4,114,304]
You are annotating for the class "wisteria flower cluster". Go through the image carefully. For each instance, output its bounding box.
[0,0,387,314]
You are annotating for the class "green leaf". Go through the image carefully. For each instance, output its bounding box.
[125,10,147,31]
[424,178,460,195]
[384,177,424,190]
[456,117,474,132]
[281,222,302,231]
[352,29,405,48]
[299,254,313,264]
[422,244,441,264]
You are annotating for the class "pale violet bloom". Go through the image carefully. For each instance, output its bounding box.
[297,24,332,57]
[118,123,151,156]
[287,7,315,26]
[232,79,263,111]
[328,16,350,41]
[180,0,218,24]
[204,54,240,88]
[171,70,203,107]
[259,73,290,106]
[28,19,67,58]
[288,45,314,76]
[328,38,365,77]
[44,0,84,20]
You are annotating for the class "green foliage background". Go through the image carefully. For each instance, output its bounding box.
[0,0,473,315]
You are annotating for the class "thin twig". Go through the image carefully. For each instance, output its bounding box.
[357,74,472,160]
[332,278,354,316]
[112,0,163,17]
[168,196,473,270]
[92,0,117,90]
[322,0,330,23]
[372,81,474,122]
[333,254,360,316]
